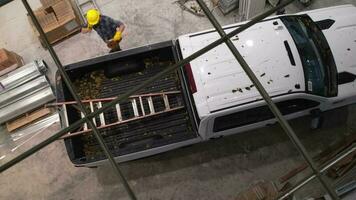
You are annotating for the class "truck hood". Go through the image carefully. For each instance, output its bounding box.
[178,19,305,117]
[305,5,356,75]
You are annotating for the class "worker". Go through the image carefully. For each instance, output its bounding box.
[81,9,125,53]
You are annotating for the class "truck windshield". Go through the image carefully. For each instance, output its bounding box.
[281,15,338,97]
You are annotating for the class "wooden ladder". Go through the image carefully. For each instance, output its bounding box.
[53,91,184,139]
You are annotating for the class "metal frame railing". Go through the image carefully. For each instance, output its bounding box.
[0,0,354,199]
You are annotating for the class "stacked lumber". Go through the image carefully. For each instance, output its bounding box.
[279,134,356,184]
[278,134,356,197]
[6,107,52,132]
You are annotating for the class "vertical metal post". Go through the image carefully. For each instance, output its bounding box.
[21,1,137,199]
[195,0,339,199]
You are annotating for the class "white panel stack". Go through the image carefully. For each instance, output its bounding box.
[239,0,266,20]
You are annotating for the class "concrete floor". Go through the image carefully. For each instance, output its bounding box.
[0,0,356,199]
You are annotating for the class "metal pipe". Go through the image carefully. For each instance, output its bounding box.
[278,144,356,200]
[0,86,55,124]
[0,86,56,124]
[0,60,46,93]
[0,76,49,108]
[195,0,339,199]
[280,175,317,200]
[1,0,294,177]
[21,1,137,199]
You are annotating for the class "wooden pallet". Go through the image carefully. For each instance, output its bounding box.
[6,107,52,132]
[39,27,81,48]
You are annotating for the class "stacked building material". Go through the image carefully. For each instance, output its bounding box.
[239,0,266,20]
[0,60,55,126]
[0,60,46,92]
[28,0,81,45]
[0,76,50,108]
[279,134,356,197]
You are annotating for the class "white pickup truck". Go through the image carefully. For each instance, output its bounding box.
[56,5,356,167]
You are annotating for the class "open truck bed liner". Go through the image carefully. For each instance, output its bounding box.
[56,41,198,165]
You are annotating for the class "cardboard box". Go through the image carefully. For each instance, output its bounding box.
[0,49,21,68]
[33,8,59,32]
[0,49,14,68]
[28,0,81,45]
[53,0,74,23]
[0,49,24,77]
[40,0,62,9]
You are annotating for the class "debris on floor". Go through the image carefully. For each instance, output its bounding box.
[279,134,356,184]
[173,0,206,17]
[277,134,356,198]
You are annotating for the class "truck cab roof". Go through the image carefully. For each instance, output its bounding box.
[178,18,305,118]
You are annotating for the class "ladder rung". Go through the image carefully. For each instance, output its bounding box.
[81,112,88,131]
[97,102,105,126]
[89,101,96,126]
[131,99,139,117]
[78,0,92,6]
[163,94,170,110]
[147,97,155,114]
[116,103,123,122]
[62,104,69,128]
[139,96,145,116]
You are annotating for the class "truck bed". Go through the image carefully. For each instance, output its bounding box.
[56,41,197,165]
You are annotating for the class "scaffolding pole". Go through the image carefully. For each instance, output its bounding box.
[20,1,136,199]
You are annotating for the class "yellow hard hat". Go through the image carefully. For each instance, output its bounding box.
[86,9,100,26]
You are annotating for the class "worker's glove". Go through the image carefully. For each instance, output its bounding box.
[113,31,122,42]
